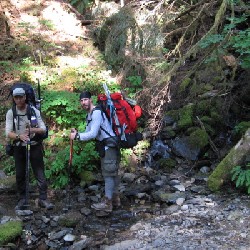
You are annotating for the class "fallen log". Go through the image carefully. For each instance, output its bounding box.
[208,128,250,192]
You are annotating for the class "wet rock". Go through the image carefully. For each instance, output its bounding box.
[103,239,140,250]
[176,197,185,206]
[169,179,180,185]
[0,206,7,217]
[0,170,7,179]
[58,211,82,227]
[171,137,200,161]
[64,233,76,242]
[150,140,171,159]
[49,229,72,241]
[122,173,136,183]
[200,166,211,173]
[123,183,152,197]
[15,210,33,216]
[41,216,50,224]
[190,185,207,194]
[153,191,186,204]
[69,236,92,250]
[80,207,91,216]
[173,184,185,192]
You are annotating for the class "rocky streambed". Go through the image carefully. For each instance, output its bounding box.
[0,164,250,250]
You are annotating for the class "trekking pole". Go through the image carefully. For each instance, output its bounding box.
[65,130,74,211]
[24,123,31,208]
[36,78,42,111]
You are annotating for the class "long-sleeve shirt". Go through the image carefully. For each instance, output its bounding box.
[5,105,46,145]
[79,109,115,141]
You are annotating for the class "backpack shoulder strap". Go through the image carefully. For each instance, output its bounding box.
[30,105,37,117]
[26,105,32,120]
[86,105,106,122]
[12,105,16,131]
[12,104,16,119]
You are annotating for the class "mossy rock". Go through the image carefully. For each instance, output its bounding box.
[180,77,192,92]
[186,126,198,135]
[177,103,194,129]
[188,128,209,149]
[200,116,213,125]
[210,110,223,124]
[165,110,179,121]
[58,211,82,227]
[208,129,250,191]
[187,125,214,137]
[158,158,176,171]
[0,220,23,245]
[161,126,176,138]
[194,100,211,116]
[202,84,214,91]
[0,175,16,190]
[79,170,95,187]
[190,82,203,97]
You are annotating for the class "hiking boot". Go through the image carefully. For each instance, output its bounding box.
[38,199,54,210]
[112,193,121,208]
[15,198,26,210]
[91,197,112,212]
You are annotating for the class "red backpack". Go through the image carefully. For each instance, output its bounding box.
[97,92,142,148]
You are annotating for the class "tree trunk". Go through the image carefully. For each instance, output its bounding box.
[208,128,250,192]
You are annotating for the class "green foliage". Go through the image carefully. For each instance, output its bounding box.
[125,75,143,98]
[0,221,23,245]
[38,19,55,30]
[0,58,34,73]
[72,68,105,94]
[0,144,15,175]
[200,34,224,48]
[120,140,150,169]
[162,48,169,55]
[231,163,250,194]
[42,91,83,129]
[228,28,250,68]
[154,61,171,71]
[68,67,117,95]
[199,12,250,68]
[177,104,194,129]
[188,128,209,149]
[233,121,250,136]
[69,0,93,13]
[3,160,15,176]
[45,140,98,188]
[180,77,192,92]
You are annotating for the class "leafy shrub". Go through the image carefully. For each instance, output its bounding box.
[231,163,250,194]
[199,13,250,69]
[233,121,250,136]
[45,140,98,188]
[42,90,83,129]
[125,75,143,98]
[72,68,114,94]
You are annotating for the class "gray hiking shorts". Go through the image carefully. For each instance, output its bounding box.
[101,147,120,177]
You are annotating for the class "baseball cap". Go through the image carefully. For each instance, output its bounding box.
[13,88,25,96]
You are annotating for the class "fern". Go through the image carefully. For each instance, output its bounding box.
[231,163,250,194]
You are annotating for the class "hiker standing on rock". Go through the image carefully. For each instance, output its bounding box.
[5,87,54,210]
[70,91,121,213]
